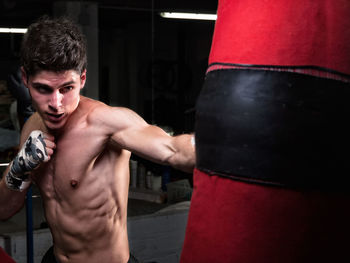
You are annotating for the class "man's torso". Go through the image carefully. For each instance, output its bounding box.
[28,97,131,263]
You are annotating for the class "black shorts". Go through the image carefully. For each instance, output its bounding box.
[41,246,141,263]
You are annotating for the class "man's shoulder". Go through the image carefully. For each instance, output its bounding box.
[80,98,120,128]
[81,97,108,118]
[82,98,143,132]
[79,96,104,108]
[82,97,128,120]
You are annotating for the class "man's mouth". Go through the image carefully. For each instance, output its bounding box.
[46,112,64,121]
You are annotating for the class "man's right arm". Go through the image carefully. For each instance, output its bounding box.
[0,115,55,220]
[0,165,28,220]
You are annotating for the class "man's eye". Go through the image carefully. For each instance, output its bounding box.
[36,87,51,94]
[60,86,73,93]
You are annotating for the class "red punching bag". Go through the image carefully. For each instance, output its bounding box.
[0,247,15,263]
[181,0,350,262]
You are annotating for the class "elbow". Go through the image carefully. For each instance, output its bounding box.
[0,205,22,221]
[0,211,15,221]
[0,199,25,221]
[1,218,9,222]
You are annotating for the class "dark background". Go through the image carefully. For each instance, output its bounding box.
[0,0,218,133]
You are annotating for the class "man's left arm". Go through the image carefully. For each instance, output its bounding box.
[151,131,195,173]
[93,105,195,173]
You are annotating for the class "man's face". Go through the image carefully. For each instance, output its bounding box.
[22,69,86,131]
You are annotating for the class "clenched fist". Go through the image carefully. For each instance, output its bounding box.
[5,130,56,191]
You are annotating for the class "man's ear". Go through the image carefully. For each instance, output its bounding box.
[20,67,28,88]
[80,69,87,89]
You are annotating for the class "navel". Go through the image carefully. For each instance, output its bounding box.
[70,180,79,188]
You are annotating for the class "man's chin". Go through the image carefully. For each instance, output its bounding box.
[44,119,66,132]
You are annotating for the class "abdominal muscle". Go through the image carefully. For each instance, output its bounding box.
[34,146,131,263]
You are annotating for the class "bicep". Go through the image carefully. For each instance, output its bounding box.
[95,106,175,164]
[112,122,175,164]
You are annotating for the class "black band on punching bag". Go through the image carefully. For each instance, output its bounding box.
[195,69,350,191]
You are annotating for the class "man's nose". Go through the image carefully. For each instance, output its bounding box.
[49,90,63,110]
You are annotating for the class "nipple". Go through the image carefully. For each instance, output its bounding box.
[70,180,78,188]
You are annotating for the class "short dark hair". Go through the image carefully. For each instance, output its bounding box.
[21,16,87,76]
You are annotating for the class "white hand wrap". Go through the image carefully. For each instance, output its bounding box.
[191,135,195,147]
[5,130,48,191]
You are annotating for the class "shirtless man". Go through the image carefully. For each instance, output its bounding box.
[0,17,195,263]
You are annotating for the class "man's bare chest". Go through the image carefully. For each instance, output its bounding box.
[33,127,109,195]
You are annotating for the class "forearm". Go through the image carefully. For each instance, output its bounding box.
[0,130,52,220]
[167,134,196,173]
[0,166,27,221]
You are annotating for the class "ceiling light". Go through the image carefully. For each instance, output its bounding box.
[160,12,217,21]
[0,28,27,34]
